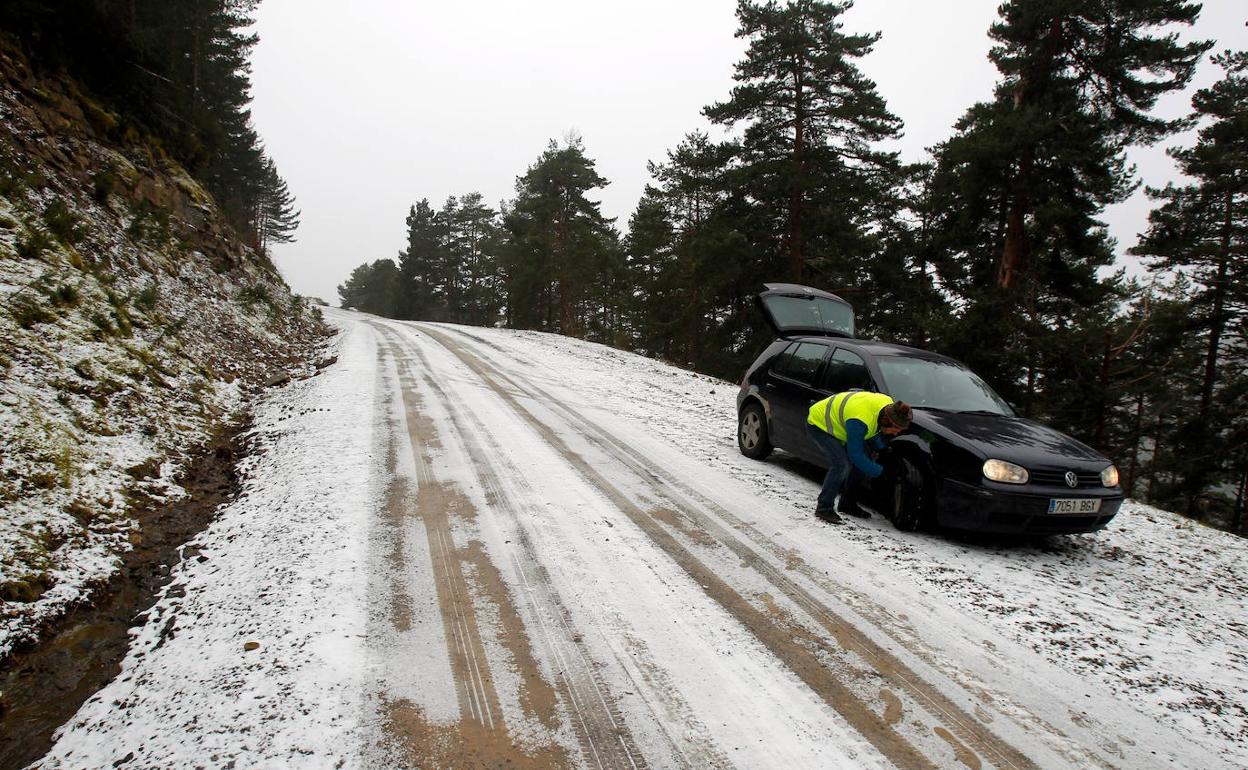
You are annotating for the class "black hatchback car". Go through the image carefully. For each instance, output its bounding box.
[737,283,1124,534]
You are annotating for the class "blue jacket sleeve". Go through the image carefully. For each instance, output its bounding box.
[844,420,883,478]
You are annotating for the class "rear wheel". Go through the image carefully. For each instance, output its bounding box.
[738,403,773,460]
[890,458,933,532]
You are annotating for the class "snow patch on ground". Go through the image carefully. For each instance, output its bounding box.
[448,322,1248,756]
[37,322,381,768]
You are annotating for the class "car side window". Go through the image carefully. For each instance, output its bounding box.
[770,344,797,376]
[823,348,873,392]
[773,342,827,385]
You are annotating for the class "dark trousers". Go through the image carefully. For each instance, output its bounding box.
[806,423,862,510]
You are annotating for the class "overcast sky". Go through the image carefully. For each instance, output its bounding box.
[249,0,1248,303]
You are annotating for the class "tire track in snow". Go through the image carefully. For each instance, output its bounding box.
[378,326,657,770]
[431,325,1141,770]
[376,338,579,768]
[390,338,499,730]
[413,324,953,770]
[421,321,1053,768]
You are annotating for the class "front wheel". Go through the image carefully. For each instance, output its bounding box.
[890,458,933,532]
[738,403,773,460]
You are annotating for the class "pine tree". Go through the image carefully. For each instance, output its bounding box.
[2,1,293,255]
[853,162,947,348]
[396,199,442,320]
[1118,277,1208,508]
[624,194,677,357]
[1225,357,1248,532]
[172,0,267,234]
[435,196,464,318]
[337,259,401,316]
[502,138,616,335]
[704,0,901,281]
[986,0,1210,291]
[1,1,293,252]
[255,154,300,254]
[1134,51,1248,422]
[1132,49,1248,518]
[626,131,758,375]
[924,0,1209,417]
[451,192,504,326]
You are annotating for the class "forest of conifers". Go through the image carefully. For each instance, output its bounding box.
[1,0,299,253]
[340,1,1247,533]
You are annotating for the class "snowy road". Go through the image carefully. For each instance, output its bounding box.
[35,311,1246,769]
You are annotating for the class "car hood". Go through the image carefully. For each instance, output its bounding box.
[912,409,1109,469]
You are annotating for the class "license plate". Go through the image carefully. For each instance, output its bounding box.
[1048,498,1101,514]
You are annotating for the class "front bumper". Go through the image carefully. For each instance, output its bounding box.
[936,478,1124,535]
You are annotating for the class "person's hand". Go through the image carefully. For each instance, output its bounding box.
[877,454,901,484]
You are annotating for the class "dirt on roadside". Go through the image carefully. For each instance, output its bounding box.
[0,424,248,770]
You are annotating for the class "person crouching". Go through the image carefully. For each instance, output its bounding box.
[806,392,912,524]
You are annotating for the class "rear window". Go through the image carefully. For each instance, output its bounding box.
[764,295,854,337]
[774,342,827,385]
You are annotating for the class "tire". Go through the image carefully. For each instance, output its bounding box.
[890,457,932,532]
[738,403,773,460]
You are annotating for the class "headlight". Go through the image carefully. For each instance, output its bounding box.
[983,459,1029,484]
[1101,465,1120,487]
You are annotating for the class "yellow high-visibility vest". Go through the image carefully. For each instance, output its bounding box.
[808,391,895,442]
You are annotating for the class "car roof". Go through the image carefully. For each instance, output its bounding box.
[786,335,961,365]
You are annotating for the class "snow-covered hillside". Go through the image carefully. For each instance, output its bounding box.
[33,312,1246,770]
[0,45,324,661]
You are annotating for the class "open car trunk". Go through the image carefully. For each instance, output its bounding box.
[756,283,855,338]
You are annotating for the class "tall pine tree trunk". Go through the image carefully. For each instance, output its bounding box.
[1147,411,1165,501]
[998,17,1064,290]
[1093,330,1111,448]
[1234,465,1246,535]
[1125,391,1145,497]
[1185,192,1232,518]
[787,74,805,281]
[556,211,573,335]
[999,148,1032,289]
[1200,192,1232,420]
[189,0,203,111]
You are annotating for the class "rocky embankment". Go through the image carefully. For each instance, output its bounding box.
[0,41,325,662]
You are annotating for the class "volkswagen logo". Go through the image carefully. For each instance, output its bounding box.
[1065,471,1079,488]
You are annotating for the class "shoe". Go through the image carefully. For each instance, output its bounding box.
[815,507,844,524]
[837,498,870,518]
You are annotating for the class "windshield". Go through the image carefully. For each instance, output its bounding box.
[877,356,1013,415]
[762,295,854,337]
